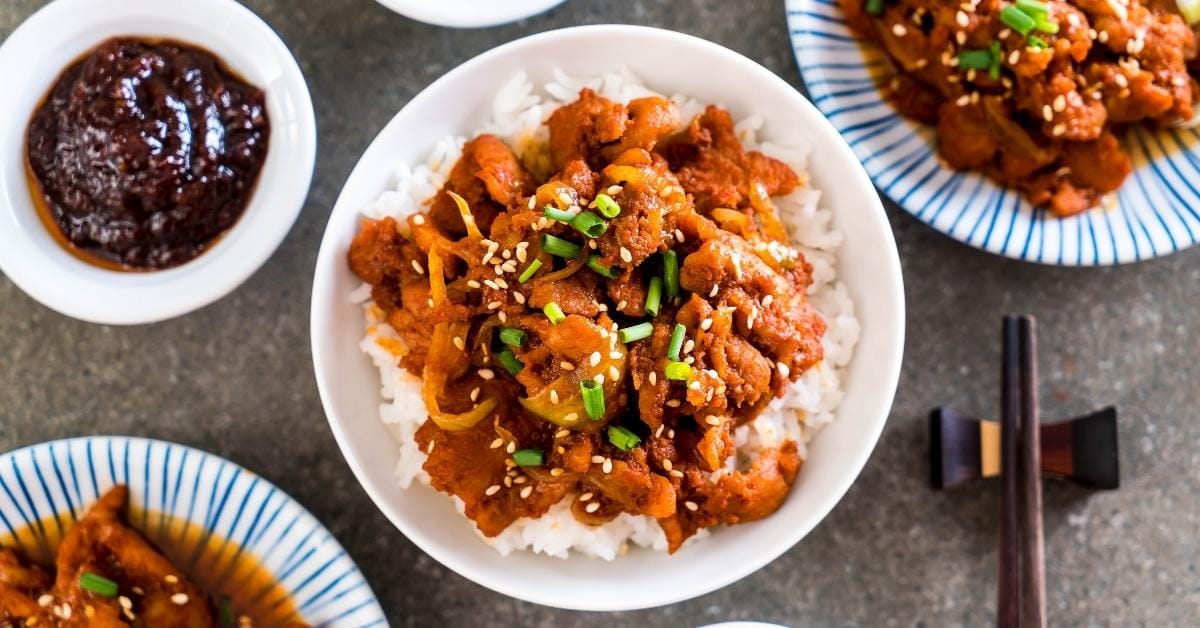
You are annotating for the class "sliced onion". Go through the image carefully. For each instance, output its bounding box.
[1180,0,1200,26]
[423,322,496,431]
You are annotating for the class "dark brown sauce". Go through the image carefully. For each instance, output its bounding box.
[2,508,304,626]
[26,37,271,271]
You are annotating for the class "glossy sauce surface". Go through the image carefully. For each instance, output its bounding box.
[26,37,270,270]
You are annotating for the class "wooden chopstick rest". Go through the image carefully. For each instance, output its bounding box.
[929,406,1120,490]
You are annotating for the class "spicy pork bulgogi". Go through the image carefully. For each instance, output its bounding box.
[348,88,827,552]
[842,0,1200,216]
[0,486,214,627]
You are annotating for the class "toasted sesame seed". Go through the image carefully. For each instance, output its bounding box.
[608,365,620,380]
[164,575,179,584]
[514,474,528,484]
[649,371,658,386]
[591,455,606,464]
[777,362,791,377]
[683,339,695,354]
[514,292,526,304]
[470,387,481,402]
[520,485,533,499]
[663,459,673,471]
[506,441,517,454]
[955,10,968,27]
[1052,123,1066,136]
[593,373,606,385]
[564,412,579,423]
[487,301,503,310]
[550,467,564,476]
[675,229,686,243]
[478,368,495,380]
[705,415,721,426]
[427,440,436,454]
[892,23,907,37]
[670,469,684,478]
[560,361,575,370]
[467,280,482,289]
[709,284,719,297]
[684,501,699,512]
[119,597,133,610]
[762,294,774,306]
[585,501,601,513]
[452,336,465,351]
[666,399,681,408]
[485,485,501,496]
[550,389,560,404]
[619,247,632,263]
[700,318,713,331]
[602,458,613,474]
[656,424,665,438]
[483,279,499,290]
[411,260,425,275]
[617,299,628,310]
[689,380,701,390]
[590,351,602,367]
[38,595,53,608]
[490,438,503,449]
[1053,94,1067,112]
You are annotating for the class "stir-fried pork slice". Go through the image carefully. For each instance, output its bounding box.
[428,135,536,237]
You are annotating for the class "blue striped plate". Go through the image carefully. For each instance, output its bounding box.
[0,437,386,627]
[787,0,1200,265]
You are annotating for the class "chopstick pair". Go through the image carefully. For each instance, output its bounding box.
[998,316,1045,628]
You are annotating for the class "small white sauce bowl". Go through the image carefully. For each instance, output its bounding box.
[373,0,566,28]
[311,25,904,611]
[0,0,316,325]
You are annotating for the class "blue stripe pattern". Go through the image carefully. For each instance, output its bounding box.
[786,0,1200,265]
[0,437,387,627]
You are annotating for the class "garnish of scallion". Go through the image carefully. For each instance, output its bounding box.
[513,449,544,466]
[80,572,119,598]
[571,212,608,238]
[865,0,885,15]
[581,379,606,420]
[543,302,566,325]
[644,276,663,316]
[999,4,1036,36]
[618,322,653,344]
[499,327,527,347]
[518,259,543,283]
[593,193,622,219]
[587,255,618,278]
[663,250,680,299]
[607,425,641,452]
[664,361,692,381]
[544,205,577,223]
[666,324,686,361]
[541,234,581,259]
[497,349,524,376]
[957,49,993,70]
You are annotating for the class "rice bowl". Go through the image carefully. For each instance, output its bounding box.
[311,25,904,610]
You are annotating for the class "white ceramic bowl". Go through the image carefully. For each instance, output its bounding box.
[373,0,566,28]
[0,0,316,325]
[311,25,905,611]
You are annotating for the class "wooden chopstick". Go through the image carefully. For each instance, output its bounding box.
[1018,316,1046,628]
[998,316,1021,628]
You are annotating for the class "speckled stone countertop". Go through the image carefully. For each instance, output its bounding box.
[2,0,1197,625]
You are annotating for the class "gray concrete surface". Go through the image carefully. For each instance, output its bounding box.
[2,0,1198,625]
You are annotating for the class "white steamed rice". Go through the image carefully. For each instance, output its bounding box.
[352,68,861,560]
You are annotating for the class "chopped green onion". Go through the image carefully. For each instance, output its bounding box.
[220,597,236,628]
[587,254,618,278]
[865,0,885,15]
[957,49,993,70]
[541,234,581,259]
[664,361,692,381]
[497,349,524,376]
[518,259,543,283]
[1000,4,1036,36]
[543,302,566,325]
[544,205,576,223]
[644,276,663,316]
[618,322,653,343]
[1015,0,1048,15]
[666,324,686,361]
[663,250,680,299]
[513,449,544,466]
[1028,34,1049,49]
[571,212,608,238]
[499,327,527,347]
[607,425,641,452]
[1033,14,1058,34]
[989,41,1003,80]
[593,193,622,219]
[80,572,119,597]
[581,379,606,420]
